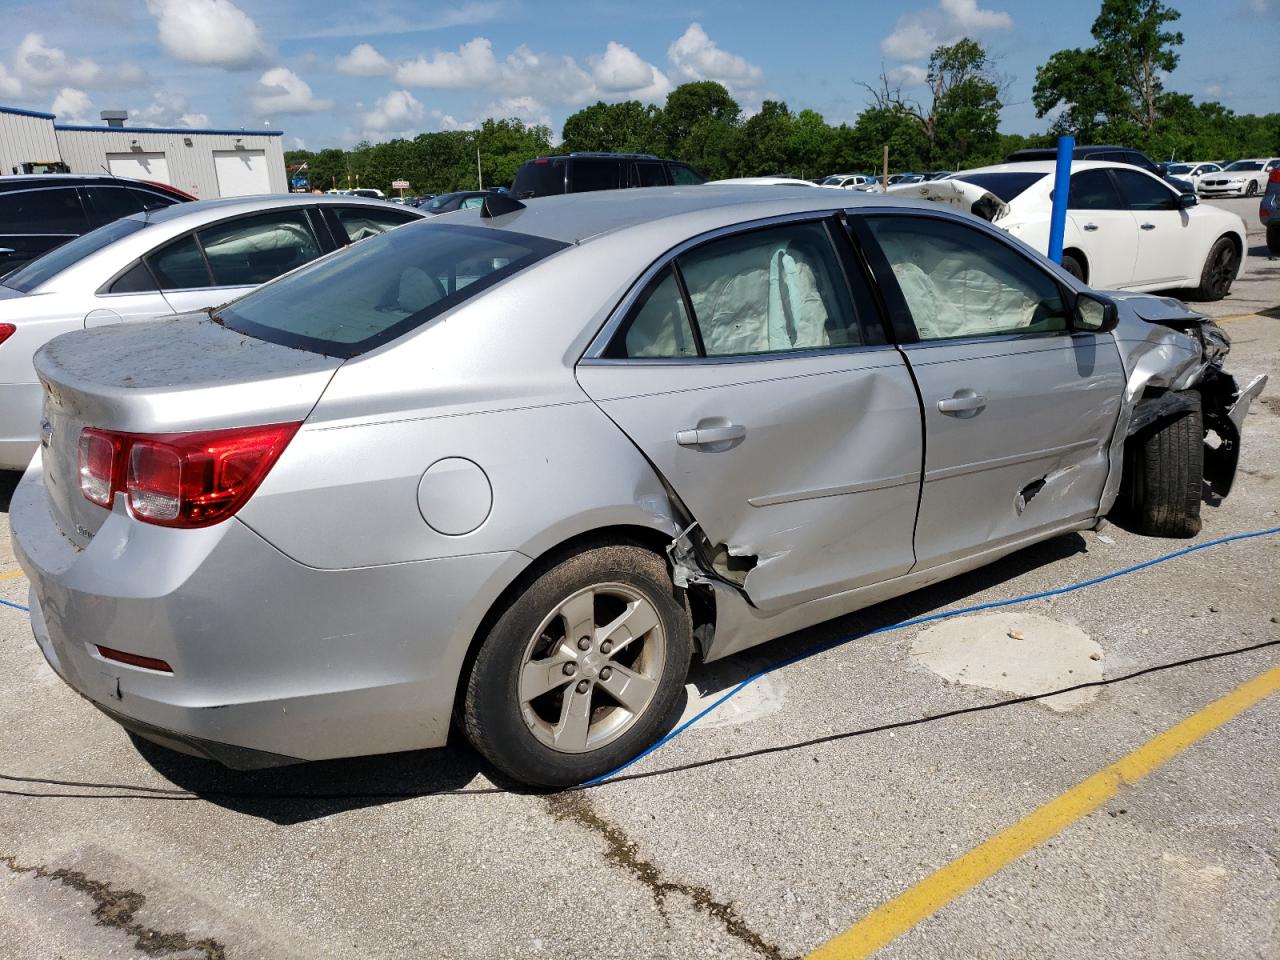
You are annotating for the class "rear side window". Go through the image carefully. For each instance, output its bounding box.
[1068,170,1124,210]
[84,186,144,228]
[512,160,566,198]
[620,267,699,359]
[197,211,322,286]
[108,261,159,294]
[0,188,88,235]
[217,223,568,357]
[570,159,623,192]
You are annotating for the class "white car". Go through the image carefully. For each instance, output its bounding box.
[1199,158,1280,198]
[1166,161,1222,193]
[888,160,1246,300]
[819,173,877,190]
[709,177,827,188]
[0,195,422,470]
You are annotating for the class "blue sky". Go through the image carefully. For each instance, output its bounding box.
[0,0,1273,149]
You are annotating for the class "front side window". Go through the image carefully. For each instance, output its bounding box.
[636,162,667,187]
[608,220,861,359]
[865,215,1069,341]
[217,223,567,357]
[669,164,705,186]
[1112,169,1176,211]
[197,211,322,286]
[0,188,88,235]
[1068,169,1124,210]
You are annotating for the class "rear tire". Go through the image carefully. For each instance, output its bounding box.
[1268,223,1280,256]
[1190,237,1240,301]
[462,543,693,788]
[1061,252,1086,282]
[1115,392,1203,538]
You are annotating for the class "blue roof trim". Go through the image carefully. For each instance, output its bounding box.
[53,124,284,136]
[0,104,57,120]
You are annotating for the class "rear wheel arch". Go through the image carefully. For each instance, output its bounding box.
[1061,247,1088,283]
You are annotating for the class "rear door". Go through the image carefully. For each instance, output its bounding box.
[1065,168,1138,288]
[854,212,1125,570]
[1111,168,1195,286]
[576,216,922,612]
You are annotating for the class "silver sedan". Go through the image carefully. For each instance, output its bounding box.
[9,187,1267,787]
[0,194,423,470]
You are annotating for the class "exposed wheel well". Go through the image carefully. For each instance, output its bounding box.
[1063,247,1088,282]
[450,524,706,732]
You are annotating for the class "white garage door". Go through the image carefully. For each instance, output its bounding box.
[213,150,271,197]
[106,152,170,184]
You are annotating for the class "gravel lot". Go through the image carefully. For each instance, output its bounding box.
[0,198,1276,959]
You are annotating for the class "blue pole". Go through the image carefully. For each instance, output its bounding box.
[1047,134,1074,264]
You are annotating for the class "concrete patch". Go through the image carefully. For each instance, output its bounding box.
[910,612,1103,711]
[678,668,787,729]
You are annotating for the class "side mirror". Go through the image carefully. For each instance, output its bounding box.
[1176,192,1198,208]
[1073,292,1119,333]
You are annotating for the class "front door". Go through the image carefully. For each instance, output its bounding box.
[577,218,923,613]
[1110,168,1196,287]
[858,213,1125,570]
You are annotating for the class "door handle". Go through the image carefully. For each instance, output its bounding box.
[1082,223,1099,232]
[937,390,987,416]
[676,423,747,447]
[1140,222,1156,230]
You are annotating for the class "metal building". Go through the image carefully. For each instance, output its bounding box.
[1,105,287,198]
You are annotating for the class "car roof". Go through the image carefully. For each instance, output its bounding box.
[949,159,1156,177]
[438,184,947,245]
[0,173,181,193]
[138,193,411,225]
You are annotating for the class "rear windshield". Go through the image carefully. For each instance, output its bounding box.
[512,160,566,198]
[3,217,149,292]
[951,171,1047,202]
[216,222,568,358]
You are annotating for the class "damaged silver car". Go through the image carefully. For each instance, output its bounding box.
[9,187,1268,787]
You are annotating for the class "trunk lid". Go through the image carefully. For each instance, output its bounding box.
[34,313,341,547]
[886,179,1010,222]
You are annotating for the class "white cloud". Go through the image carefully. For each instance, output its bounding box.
[882,0,1013,61]
[336,43,392,77]
[251,67,333,116]
[589,41,671,100]
[479,95,552,129]
[10,33,144,92]
[129,91,210,128]
[51,87,94,124]
[147,0,267,69]
[667,23,764,97]
[295,1,511,40]
[887,64,930,86]
[394,37,502,88]
[360,89,424,133]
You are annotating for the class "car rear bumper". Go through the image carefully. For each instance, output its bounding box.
[0,382,41,471]
[11,460,528,766]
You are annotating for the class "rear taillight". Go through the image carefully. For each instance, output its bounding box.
[77,422,300,527]
[0,323,14,345]
[1270,169,1280,184]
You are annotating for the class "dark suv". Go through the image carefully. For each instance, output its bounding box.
[511,153,705,199]
[0,174,194,274]
[1005,145,1194,193]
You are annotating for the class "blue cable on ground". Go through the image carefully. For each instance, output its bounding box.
[0,597,26,613]
[583,525,1280,786]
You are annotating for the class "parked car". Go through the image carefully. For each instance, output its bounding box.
[923,171,954,181]
[510,153,705,199]
[417,191,495,215]
[709,177,822,187]
[819,173,877,190]
[889,161,1246,299]
[1166,162,1223,193]
[1262,169,1280,253]
[0,174,194,276]
[9,186,1266,787]
[1006,145,1194,193]
[1199,158,1280,198]
[0,195,422,470]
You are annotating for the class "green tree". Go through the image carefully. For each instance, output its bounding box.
[740,100,795,175]
[660,82,740,156]
[1034,0,1184,138]
[561,101,661,154]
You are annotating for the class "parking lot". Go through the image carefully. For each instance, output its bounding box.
[0,198,1276,960]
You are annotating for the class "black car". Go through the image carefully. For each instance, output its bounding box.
[1005,145,1194,193]
[0,174,194,274]
[510,153,706,199]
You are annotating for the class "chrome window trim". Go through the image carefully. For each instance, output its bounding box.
[579,341,903,367]
[582,209,876,363]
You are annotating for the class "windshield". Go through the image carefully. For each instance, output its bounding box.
[1167,164,1192,174]
[424,193,464,212]
[1225,161,1264,171]
[3,217,149,292]
[950,171,1047,202]
[216,222,568,358]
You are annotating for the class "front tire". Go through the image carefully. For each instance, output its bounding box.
[1115,392,1203,538]
[462,543,693,788]
[1190,237,1240,301]
[1245,181,1259,198]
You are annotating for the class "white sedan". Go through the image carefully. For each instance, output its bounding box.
[1166,161,1222,193]
[1199,158,1280,198]
[889,161,1246,300]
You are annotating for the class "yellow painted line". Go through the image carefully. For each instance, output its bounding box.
[807,664,1280,960]
[0,569,26,581]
